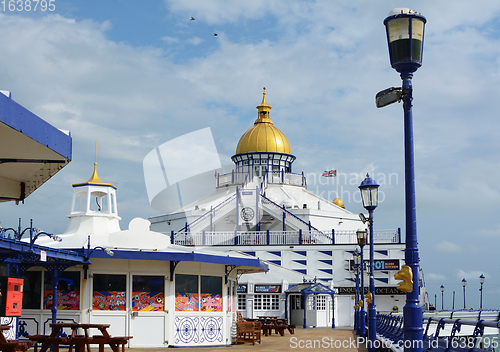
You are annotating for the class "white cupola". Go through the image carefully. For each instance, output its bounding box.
[46,152,122,248]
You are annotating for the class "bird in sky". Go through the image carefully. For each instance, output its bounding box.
[190,17,195,21]
[214,33,218,36]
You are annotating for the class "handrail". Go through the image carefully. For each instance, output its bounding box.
[176,193,237,233]
[260,193,325,235]
[376,313,500,352]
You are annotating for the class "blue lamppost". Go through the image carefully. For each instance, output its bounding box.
[462,278,467,310]
[354,249,361,332]
[440,285,444,310]
[356,228,367,337]
[378,8,426,352]
[358,174,379,352]
[479,274,485,310]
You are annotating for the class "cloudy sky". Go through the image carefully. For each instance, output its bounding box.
[1,1,499,310]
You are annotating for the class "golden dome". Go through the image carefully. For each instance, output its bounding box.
[235,88,292,155]
[333,197,345,208]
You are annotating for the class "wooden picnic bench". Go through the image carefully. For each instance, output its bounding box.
[0,325,35,352]
[28,323,132,352]
[259,318,296,336]
[236,321,261,345]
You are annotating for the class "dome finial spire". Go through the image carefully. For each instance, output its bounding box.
[72,141,117,189]
[88,141,102,183]
[260,86,269,106]
[256,86,272,121]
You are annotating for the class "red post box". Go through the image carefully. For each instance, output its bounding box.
[0,277,24,316]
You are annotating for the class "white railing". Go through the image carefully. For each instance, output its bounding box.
[216,170,305,188]
[331,229,401,244]
[172,229,400,246]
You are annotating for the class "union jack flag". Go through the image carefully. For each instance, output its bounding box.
[322,170,337,177]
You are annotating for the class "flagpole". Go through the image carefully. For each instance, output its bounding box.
[336,169,339,198]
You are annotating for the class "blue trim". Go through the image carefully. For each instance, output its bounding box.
[73,183,117,190]
[0,93,72,160]
[318,269,332,275]
[293,260,307,266]
[294,251,307,257]
[375,250,388,256]
[231,151,296,163]
[0,237,87,263]
[295,269,307,275]
[268,260,281,266]
[268,251,281,257]
[319,260,333,265]
[242,251,256,257]
[319,251,332,256]
[73,248,268,271]
[318,278,332,282]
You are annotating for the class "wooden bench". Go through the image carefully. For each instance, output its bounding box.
[0,340,35,352]
[236,321,261,345]
[0,325,35,352]
[236,311,244,323]
[92,335,132,352]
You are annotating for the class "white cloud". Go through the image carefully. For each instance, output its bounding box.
[456,269,487,281]
[161,35,180,44]
[478,224,500,237]
[425,273,447,281]
[188,36,203,45]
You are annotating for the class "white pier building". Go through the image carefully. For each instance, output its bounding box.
[149,90,426,328]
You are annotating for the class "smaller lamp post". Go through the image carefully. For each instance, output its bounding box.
[440,285,444,310]
[479,274,485,310]
[356,228,367,337]
[462,278,467,310]
[353,249,361,332]
[358,174,379,352]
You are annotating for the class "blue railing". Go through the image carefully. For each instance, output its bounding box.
[376,312,500,352]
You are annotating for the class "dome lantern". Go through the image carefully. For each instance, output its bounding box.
[235,88,292,155]
[232,89,296,178]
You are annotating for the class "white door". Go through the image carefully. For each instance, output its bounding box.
[305,295,317,327]
[316,295,327,327]
[128,274,168,348]
[335,296,354,327]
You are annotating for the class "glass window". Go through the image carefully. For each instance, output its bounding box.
[238,295,246,310]
[44,271,81,310]
[254,295,262,310]
[307,295,316,310]
[272,295,279,310]
[201,276,222,312]
[92,274,126,311]
[290,295,303,310]
[22,271,42,310]
[175,274,199,311]
[316,296,326,311]
[132,275,165,311]
[254,294,279,311]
